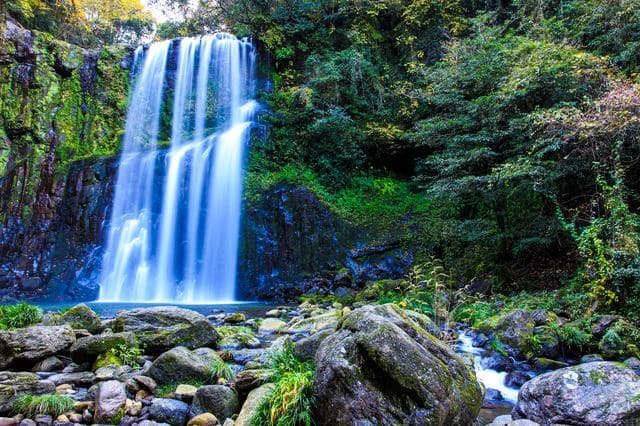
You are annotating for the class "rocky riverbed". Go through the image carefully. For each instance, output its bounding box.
[0,302,639,426]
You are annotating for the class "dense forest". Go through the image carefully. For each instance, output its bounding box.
[1,0,640,424]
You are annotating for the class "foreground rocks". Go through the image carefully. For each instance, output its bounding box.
[0,372,55,412]
[115,306,220,353]
[314,304,483,425]
[513,361,640,425]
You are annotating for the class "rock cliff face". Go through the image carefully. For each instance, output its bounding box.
[0,18,128,300]
[237,183,413,301]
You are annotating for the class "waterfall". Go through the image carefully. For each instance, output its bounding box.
[99,34,257,303]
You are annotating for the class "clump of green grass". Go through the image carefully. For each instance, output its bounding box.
[218,326,257,346]
[12,395,74,417]
[210,357,234,381]
[0,303,43,329]
[251,342,315,426]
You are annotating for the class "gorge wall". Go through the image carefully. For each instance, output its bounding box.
[0,18,128,300]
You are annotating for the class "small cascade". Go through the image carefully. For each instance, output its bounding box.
[457,331,521,403]
[99,34,257,303]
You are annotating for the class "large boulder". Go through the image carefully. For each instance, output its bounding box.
[0,372,55,414]
[115,306,219,353]
[69,332,136,363]
[94,380,126,423]
[513,361,640,425]
[147,347,212,386]
[0,325,75,368]
[314,304,482,425]
[190,385,239,421]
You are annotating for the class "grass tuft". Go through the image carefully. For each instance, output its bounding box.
[0,303,43,330]
[12,395,74,417]
[251,342,315,426]
[210,357,234,381]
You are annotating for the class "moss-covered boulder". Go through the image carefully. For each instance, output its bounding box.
[313,304,482,425]
[0,371,55,413]
[513,362,640,424]
[146,347,212,386]
[115,306,219,353]
[0,325,75,368]
[69,332,135,363]
[56,304,102,333]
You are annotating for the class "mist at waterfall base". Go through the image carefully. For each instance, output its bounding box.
[98,34,258,303]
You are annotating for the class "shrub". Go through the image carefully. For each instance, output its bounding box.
[251,342,315,426]
[12,395,74,417]
[0,303,43,329]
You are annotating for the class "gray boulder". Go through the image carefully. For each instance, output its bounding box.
[115,306,219,353]
[0,325,75,368]
[147,347,211,386]
[149,398,189,425]
[69,332,136,363]
[293,329,332,361]
[94,380,126,423]
[190,385,239,421]
[513,361,640,425]
[48,371,95,386]
[314,304,482,425]
[0,372,55,413]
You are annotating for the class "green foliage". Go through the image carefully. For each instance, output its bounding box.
[110,343,143,367]
[251,342,315,426]
[599,320,640,358]
[210,358,234,381]
[452,302,498,328]
[0,303,43,329]
[12,395,74,417]
[552,323,593,351]
[245,159,431,236]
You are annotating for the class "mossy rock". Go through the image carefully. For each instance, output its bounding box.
[314,304,482,425]
[70,332,136,363]
[57,304,103,333]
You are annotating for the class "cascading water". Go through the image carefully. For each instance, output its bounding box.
[99,34,257,303]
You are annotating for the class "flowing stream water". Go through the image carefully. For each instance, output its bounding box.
[99,34,257,303]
